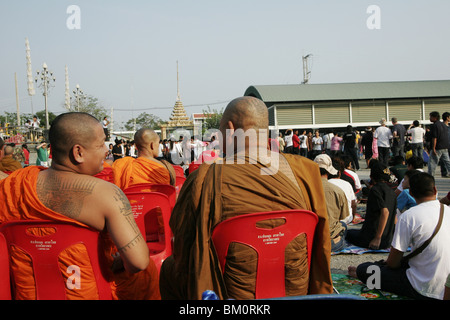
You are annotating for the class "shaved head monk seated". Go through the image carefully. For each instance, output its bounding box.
[112,128,175,190]
[0,145,22,173]
[0,138,10,180]
[159,96,332,300]
[0,112,160,300]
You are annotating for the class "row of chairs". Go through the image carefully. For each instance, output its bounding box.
[1,161,324,299]
[0,208,320,300]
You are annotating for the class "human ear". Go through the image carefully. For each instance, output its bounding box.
[72,144,84,163]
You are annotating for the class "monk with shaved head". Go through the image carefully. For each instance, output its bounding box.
[112,127,175,190]
[0,145,22,173]
[0,112,161,300]
[0,138,11,179]
[160,96,332,300]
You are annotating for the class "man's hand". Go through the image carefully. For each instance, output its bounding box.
[369,237,381,250]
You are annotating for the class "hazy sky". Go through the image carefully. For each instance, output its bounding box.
[1,0,450,129]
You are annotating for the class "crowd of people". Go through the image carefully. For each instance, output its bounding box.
[0,100,449,301]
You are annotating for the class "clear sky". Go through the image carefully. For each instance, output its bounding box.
[1,0,450,129]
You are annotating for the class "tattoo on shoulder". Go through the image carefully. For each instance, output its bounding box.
[37,172,97,219]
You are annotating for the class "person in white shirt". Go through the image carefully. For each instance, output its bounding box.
[328,157,356,224]
[349,172,450,300]
[311,130,323,159]
[31,116,40,129]
[284,129,293,154]
[323,131,334,156]
[407,120,425,161]
[374,118,393,166]
[299,130,308,157]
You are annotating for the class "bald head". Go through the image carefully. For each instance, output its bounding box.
[220,96,268,132]
[4,145,14,156]
[49,112,102,163]
[220,97,271,156]
[134,128,160,158]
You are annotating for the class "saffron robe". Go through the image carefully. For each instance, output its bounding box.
[112,156,175,190]
[0,155,22,172]
[159,152,332,299]
[0,166,160,300]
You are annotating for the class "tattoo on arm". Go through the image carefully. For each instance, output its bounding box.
[112,187,143,253]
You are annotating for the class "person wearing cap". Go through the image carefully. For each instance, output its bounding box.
[328,157,357,224]
[314,154,350,252]
[346,162,397,250]
[374,118,393,167]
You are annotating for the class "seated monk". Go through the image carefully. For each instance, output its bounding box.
[112,128,176,190]
[159,96,332,300]
[0,112,160,300]
[0,139,9,180]
[0,145,22,173]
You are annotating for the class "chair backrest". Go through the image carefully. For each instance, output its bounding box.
[175,176,186,196]
[123,183,176,209]
[0,220,113,300]
[0,232,11,300]
[124,191,173,272]
[94,167,113,183]
[172,165,185,177]
[188,162,201,174]
[211,210,318,299]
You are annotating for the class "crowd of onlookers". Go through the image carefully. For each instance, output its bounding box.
[274,114,450,300]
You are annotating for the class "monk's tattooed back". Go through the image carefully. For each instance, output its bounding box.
[37,171,96,219]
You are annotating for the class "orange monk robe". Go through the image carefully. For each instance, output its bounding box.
[112,156,175,190]
[0,166,160,300]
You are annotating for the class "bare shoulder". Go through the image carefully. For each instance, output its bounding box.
[36,170,128,227]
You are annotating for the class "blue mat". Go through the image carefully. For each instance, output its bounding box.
[332,241,410,255]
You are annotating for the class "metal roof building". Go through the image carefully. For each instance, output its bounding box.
[244,80,450,131]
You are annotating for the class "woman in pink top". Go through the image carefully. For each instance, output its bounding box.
[330,133,343,156]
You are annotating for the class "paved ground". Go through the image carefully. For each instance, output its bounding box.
[330,158,450,275]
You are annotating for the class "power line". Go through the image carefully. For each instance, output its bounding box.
[112,99,230,112]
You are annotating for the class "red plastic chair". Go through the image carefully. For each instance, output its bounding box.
[0,232,11,300]
[123,183,176,209]
[211,210,318,299]
[175,176,186,196]
[172,165,185,177]
[124,192,173,272]
[188,162,201,174]
[0,220,113,300]
[94,167,113,183]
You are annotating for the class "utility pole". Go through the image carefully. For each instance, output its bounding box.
[302,54,313,84]
[35,62,55,130]
[15,73,20,126]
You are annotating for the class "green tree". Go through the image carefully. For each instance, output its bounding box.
[124,112,164,131]
[202,106,224,132]
[67,94,108,121]
[0,112,33,127]
[35,110,57,128]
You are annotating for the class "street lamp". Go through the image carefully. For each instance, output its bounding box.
[72,84,85,111]
[35,62,55,130]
